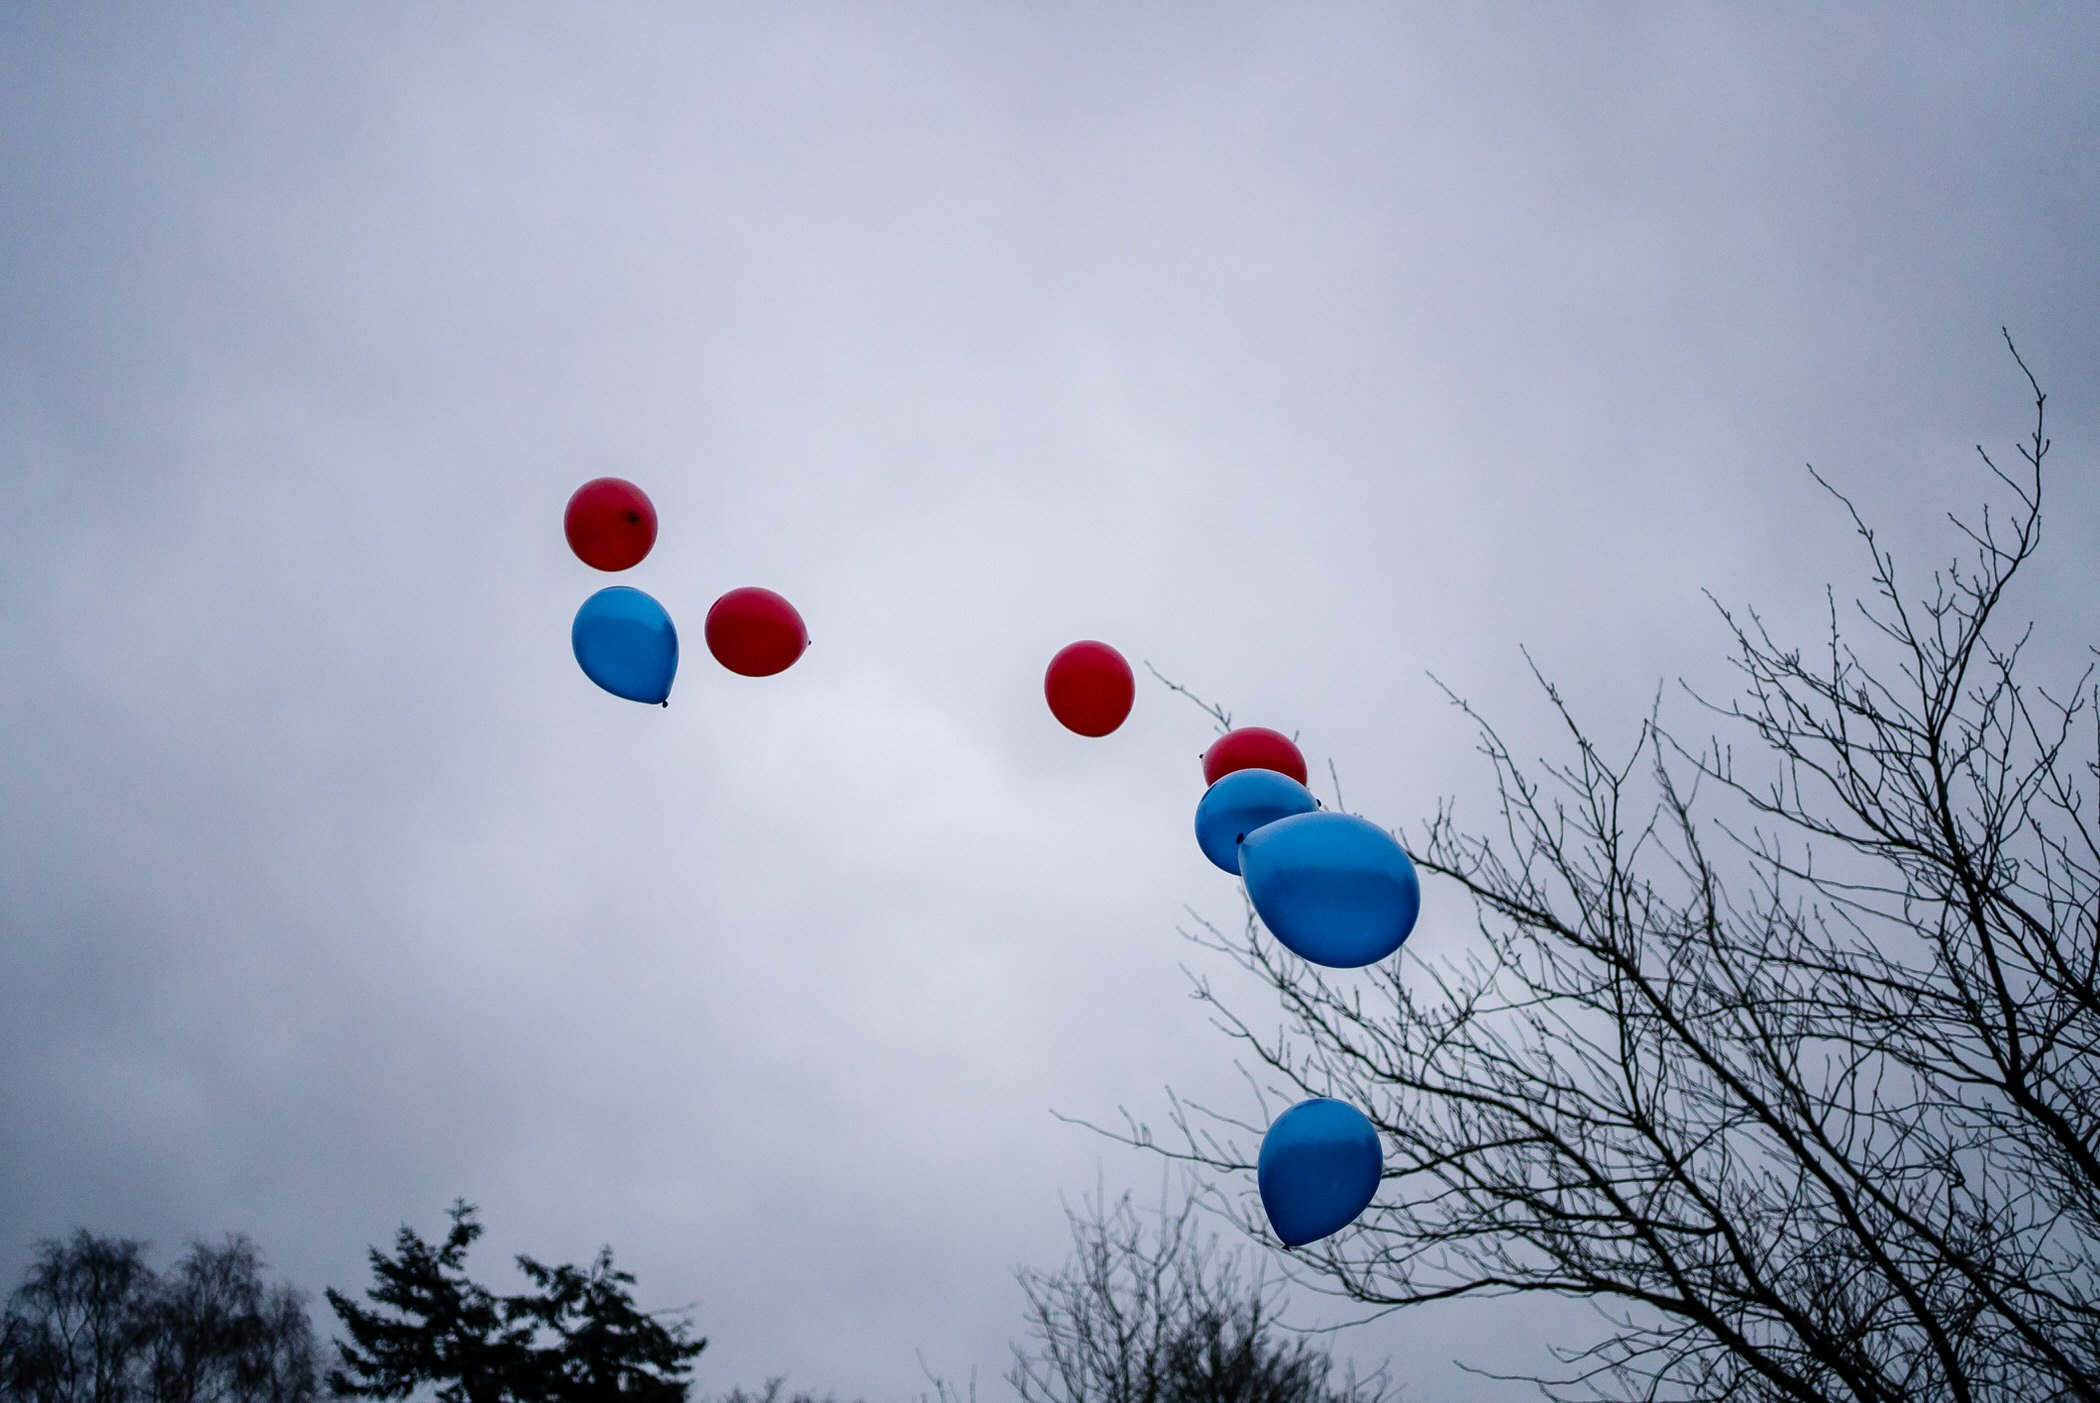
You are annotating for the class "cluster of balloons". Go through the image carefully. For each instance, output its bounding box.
[1041,650,1411,1248]
[567,527,1405,1249]
[564,479,807,703]
[1195,727,1413,1245]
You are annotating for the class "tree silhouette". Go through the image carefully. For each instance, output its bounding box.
[1120,337,2100,1399]
[325,1202,702,1403]
[1009,1188,1386,1403]
[142,1240,316,1403]
[506,1250,701,1403]
[1,1231,317,1403]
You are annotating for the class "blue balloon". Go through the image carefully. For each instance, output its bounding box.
[1258,1097,1382,1247]
[572,586,678,704]
[1194,768,1320,874]
[1239,811,1420,968]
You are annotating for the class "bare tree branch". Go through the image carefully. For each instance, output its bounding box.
[1114,341,2099,1401]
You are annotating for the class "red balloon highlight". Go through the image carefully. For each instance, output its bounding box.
[1045,641,1135,737]
[1202,727,1308,786]
[705,587,808,677]
[565,478,658,572]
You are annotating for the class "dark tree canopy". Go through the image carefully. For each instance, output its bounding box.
[505,1250,701,1403]
[325,1202,703,1403]
[1008,1189,1386,1403]
[1125,340,2100,1400]
[1,1231,318,1403]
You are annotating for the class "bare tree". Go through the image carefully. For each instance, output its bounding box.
[1118,337,2100,1400]
[710,1380,868,1403]
[1,1233,317,1403]
[142,1239,317,1403]
[1009,1187,1387,1403]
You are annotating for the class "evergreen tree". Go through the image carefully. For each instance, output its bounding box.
[505,1250,699,1403]
[325,1203,702,1403]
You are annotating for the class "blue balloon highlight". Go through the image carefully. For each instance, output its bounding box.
[1239,812,1420,968]
[1194,768,1321,874]
[572,586,679,704]
[1258,1097,1382,1247]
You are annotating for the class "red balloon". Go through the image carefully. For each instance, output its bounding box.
[1045,641,1135,737]
[705,587,808,677]
[1202,727,1308,786]
[565,478,658,571]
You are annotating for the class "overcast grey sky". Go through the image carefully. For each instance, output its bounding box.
[4,6,2098,1400]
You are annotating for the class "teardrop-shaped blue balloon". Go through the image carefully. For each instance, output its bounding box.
[1195,768,1320,874]
[1258,1097,1382,1247]
[572,586,678,704]
[1239,811,1420,968]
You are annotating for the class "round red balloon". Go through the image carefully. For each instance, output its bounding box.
[705,587,808,677]
[1202,727,1308,786]
[1045,641,1135,737]
[565,478,658,572]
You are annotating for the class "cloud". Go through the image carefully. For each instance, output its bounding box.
[3,5,2097,1398]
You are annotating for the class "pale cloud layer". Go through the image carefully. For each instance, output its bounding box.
[4,7,2098,1400]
